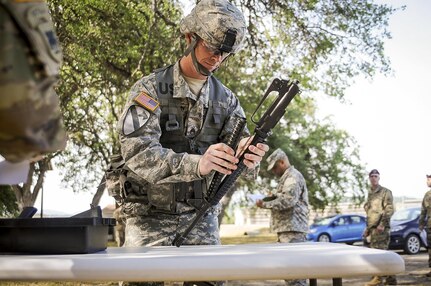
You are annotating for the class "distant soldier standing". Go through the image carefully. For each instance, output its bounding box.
[419,174,431,277]
[256,148,309,286]
[363,169,396,286]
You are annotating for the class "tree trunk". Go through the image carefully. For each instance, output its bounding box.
[91,176,106,207]
[11,158,51,212]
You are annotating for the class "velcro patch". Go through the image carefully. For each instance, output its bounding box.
[122,105,150,136]
[134,92,159,112]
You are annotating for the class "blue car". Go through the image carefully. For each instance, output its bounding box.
[307,214,366,244]
[390,207,428,254]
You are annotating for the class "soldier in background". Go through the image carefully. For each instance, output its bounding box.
[256,148,309,286]
[363,169,396,286]
[0,0,66,163]
[419,174,431,277]
[115,1,269,285]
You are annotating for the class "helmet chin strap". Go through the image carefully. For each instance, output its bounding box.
[183,34,233,77]
[184,35,212,77]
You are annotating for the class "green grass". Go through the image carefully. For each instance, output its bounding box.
[221,227,277,244]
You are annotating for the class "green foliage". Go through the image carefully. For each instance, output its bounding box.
[232,0,399,97]
[268,106,367,210]
[48,0,184,191]
[0,185,19,217]
[46,0,399,208]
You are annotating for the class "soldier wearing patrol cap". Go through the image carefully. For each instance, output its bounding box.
[113,1,269,285]
[0,0,67,163]
[419,174,431,277]
[363,169,396,286]
[256,148,309,286]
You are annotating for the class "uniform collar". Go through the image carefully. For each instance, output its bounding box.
[173,61,210,108]
[280,165,294,179]
[371,185,382,193]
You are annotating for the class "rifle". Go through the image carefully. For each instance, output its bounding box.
[172,78,300,247]
[206,115,247,199]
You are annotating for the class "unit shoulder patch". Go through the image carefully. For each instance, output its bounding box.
[134,92,159,112]
[122,105,151,136]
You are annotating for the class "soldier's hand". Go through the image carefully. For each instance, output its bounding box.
[363,229,369,238]
[199,143,238,176]
[419,226,424,232]
[256,199,263,208]
[376,225,385,233]
[237,137,269,169]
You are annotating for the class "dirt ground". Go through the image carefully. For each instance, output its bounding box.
[226,250,431,286]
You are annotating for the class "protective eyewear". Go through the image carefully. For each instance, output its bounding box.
[201,40,230,58]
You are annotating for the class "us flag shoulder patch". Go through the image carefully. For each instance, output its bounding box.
[134,92,159,112]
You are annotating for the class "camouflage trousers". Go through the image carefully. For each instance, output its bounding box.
[426,228,431,267]
[120,211,223,286]
[277,231,307,286]
[369,227,390,250]
[368,227,396,283]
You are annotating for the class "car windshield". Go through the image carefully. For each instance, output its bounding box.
[391,208,420,221]
[313,216,335,226]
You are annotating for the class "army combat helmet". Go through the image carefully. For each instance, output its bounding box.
[180,0,247,76]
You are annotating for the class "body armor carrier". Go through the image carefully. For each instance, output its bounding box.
[156,65,230,155]
[122,65,231,214]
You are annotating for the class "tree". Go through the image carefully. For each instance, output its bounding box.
[0,185,19,217]
[48,0,185,192]
[234,0,398,97]
[26,0,399,212]
[0,157,52,215]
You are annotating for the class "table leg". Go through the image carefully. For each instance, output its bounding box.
[332,278,342,286]
[309,278,317,286]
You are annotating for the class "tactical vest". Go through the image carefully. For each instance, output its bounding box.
[0,1,66,162]
[123,65,231,214]
[156,65,230,155]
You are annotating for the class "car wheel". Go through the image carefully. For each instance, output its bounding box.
[318,234,331,242]
[404,234,421,255]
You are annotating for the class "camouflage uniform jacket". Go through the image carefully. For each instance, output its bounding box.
[262,166,309,233]
[364,185,394,231]
[419,190,431,229]
[117,61,248,216]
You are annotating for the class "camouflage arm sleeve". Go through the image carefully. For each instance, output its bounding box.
[380,190,394,226]
[363,200,369,212]
[419,197,427,228]
[118,78,202,185]
[262,176,298,210]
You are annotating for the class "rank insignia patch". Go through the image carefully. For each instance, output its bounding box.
[134,92,159,112]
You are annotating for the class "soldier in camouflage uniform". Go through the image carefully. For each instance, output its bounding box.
[363,169,396,286]
[0,0,66,163]
[115,1,269,285]
[419,174,431,277]
[256,148,309,286]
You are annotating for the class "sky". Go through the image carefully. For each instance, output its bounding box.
[315,0,431,199]
[33,0,431,215]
